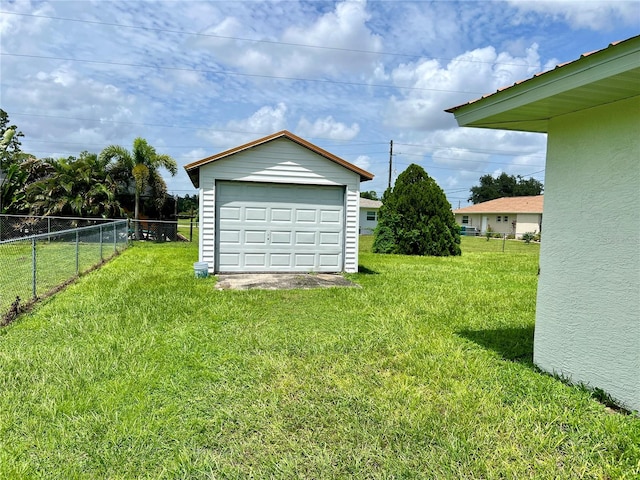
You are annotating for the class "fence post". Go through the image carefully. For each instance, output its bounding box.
[190,217,193,242]
[502,233,506,252]
[32,237,37,299]
[100,224,103,261]
[114,222,117,253]
[75,230,79,275]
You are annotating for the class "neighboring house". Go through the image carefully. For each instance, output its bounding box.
[359,198,382,234]
[447,36,640,411]
[184,130,374,274]
[453,195,543,238]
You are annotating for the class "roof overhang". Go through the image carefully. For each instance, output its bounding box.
[184,130,374,188]
[446,36,640,133]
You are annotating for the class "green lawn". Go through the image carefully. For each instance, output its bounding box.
[0,237,638,478]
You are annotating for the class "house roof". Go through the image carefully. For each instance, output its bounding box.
[446,35,640,133]
[359,198,382,209]
[453,195,543,214]
[184,130,374,187]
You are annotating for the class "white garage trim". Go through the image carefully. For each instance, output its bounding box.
[215,181,345,273]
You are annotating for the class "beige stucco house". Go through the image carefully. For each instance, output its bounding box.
[453,195,543,238]
[447,36,640,411]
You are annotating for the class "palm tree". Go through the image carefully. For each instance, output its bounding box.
[26,152,123,218]
[99,138,177,227]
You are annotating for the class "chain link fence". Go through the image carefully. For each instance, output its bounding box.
[0,214,116,242]
[0,220,128,324]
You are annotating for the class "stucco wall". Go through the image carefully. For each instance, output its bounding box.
[534,95,640,411]
[197,138,362,273]
[514,213,542,238]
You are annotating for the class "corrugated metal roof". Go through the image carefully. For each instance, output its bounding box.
[446,35,640,133]
[184,130,374,187]
[453,195,543,214]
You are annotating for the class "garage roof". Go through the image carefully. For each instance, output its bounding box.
[446,35,640,133]
[185,130,374,187]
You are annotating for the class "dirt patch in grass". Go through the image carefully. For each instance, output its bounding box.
[214,273,360,290]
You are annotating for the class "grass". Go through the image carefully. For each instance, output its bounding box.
[0,237,638,478]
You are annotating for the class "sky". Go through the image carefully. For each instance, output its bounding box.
[1,0,639,208]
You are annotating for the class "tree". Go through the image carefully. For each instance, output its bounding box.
[360,190,379,200]
[25,152,123,217]
[373,164,461,256]
[468,172,543,204]
[0,109,26,213]
[100,138,177,222]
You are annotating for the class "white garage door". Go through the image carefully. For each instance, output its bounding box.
[215,181,345,272]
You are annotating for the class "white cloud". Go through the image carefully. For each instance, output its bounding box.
[386,44,543,131]
[354,155,371,171]
[199,103,289,147]
[296,116,360,140]
[508,0,639,30]
[191,0,383,79]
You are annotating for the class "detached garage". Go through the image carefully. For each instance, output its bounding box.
[185,131,374,273]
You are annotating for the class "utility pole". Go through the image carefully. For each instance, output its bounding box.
[388,140,393,189]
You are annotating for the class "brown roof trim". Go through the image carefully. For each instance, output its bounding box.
[445,35,639,113]
[184,130,374,186]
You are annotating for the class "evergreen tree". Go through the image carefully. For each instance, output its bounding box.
[373,164,461,256]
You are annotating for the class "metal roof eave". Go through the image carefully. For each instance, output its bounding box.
[446,36,640,133]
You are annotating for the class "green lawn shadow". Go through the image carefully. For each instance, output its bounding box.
[457,326,535,365]
[357,265,379,275]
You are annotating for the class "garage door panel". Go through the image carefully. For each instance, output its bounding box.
[219,253,240,266]
[296,209,317,222]
[216,182,344,272]
[245,253,267,267]
[246,207,267,221]
[220,206,241,220]
[295,231,316,245]
[319,254,340,267]
[269,254,292,267]
[245,230,267,244]
[294,254,315,267]
[320,210,341,223]
[219,230,241,244]
[319,232,340,246]
[270,231,292,245]
[271,208,292,222]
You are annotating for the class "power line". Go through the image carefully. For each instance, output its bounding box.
[0,52,488,95]
[1,10,542,68]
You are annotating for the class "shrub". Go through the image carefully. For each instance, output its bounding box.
[373,164,461,256]
[522,232,536,243]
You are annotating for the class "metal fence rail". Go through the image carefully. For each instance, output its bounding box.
[0,214,117,242]
[0,220,128,324]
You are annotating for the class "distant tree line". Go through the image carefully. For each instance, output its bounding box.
[0,109,195,219]
[468,172,543,204]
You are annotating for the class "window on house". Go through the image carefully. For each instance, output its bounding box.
[503,215,508,222]
[497,216,502,222]
[366,211,378,221]
[462,215,469,224]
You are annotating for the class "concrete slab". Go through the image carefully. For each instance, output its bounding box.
[214,273,359,291]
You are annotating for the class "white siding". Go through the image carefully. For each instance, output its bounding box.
[534,96,640,412]
[359,209,378,234]
[197,138,362,273]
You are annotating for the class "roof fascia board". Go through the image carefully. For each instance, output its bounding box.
[450,40,640,127]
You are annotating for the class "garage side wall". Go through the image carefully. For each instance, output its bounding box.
[197,138,362,273]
